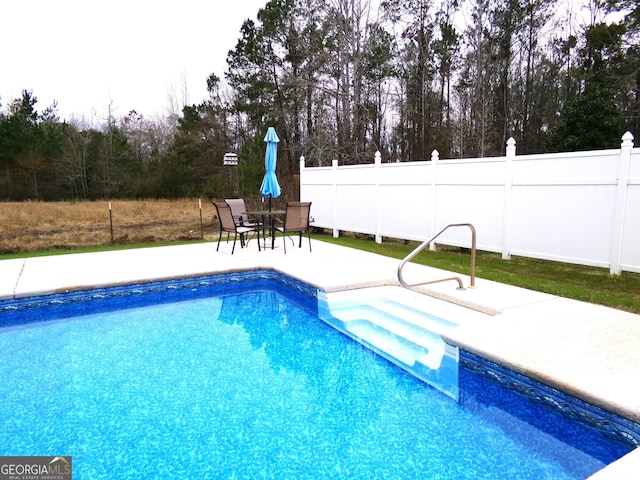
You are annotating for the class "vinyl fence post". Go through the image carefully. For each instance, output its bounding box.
[429,150,439,251]
[609,131,634,275]
[299,155,306,202]
[502,137,516,260]
[374,151,382,244]
[332,159,339,238]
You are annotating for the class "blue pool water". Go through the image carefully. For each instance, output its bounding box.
[0,273,634,479]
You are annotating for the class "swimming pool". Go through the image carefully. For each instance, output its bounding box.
[0,271,637,479]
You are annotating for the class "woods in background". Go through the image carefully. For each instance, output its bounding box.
[1,0,638,201]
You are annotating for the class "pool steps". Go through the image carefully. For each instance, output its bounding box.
[329,302,449,369]
[318,287,466,399]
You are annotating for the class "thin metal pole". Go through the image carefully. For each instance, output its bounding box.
[199,199,203,239]
[109,201,113,244]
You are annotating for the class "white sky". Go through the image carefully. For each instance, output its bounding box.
[0,0,267,121]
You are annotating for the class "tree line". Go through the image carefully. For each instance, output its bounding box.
[1,0,638,201]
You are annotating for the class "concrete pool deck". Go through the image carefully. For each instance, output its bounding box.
[1,238,639,478]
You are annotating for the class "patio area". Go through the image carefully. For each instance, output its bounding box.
[0,238,638,478]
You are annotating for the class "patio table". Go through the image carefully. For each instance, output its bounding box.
[246,209,286,249]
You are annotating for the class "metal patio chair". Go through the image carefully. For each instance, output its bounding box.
[274,202,312,253]
[225,198,263,246]
[212,201,261,254]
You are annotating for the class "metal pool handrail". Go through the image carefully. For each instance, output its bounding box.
[398,223,477,291]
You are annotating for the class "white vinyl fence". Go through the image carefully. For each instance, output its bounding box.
[299,132,640,275]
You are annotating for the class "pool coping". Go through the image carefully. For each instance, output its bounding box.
[1,240,639,478]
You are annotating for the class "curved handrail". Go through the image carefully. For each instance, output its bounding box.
[398,223,476,291]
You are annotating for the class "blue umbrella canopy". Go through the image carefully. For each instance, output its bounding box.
[260,127,281,203]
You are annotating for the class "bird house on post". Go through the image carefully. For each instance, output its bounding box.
[223,153,238,166]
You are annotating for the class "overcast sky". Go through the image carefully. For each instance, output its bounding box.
[1,0,267,121]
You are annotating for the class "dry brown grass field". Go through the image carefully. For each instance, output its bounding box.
[0,199,224,254]
[3,200,639,314]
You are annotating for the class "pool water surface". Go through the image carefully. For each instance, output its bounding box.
[0,275,633,479]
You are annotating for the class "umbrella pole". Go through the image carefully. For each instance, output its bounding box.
[268,195,273,249]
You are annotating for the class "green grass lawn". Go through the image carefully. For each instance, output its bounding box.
[314,233,640,315]
[1,234,638,314]
[0,240,203,260]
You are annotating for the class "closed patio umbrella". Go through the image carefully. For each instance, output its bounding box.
[260,126,281,212]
